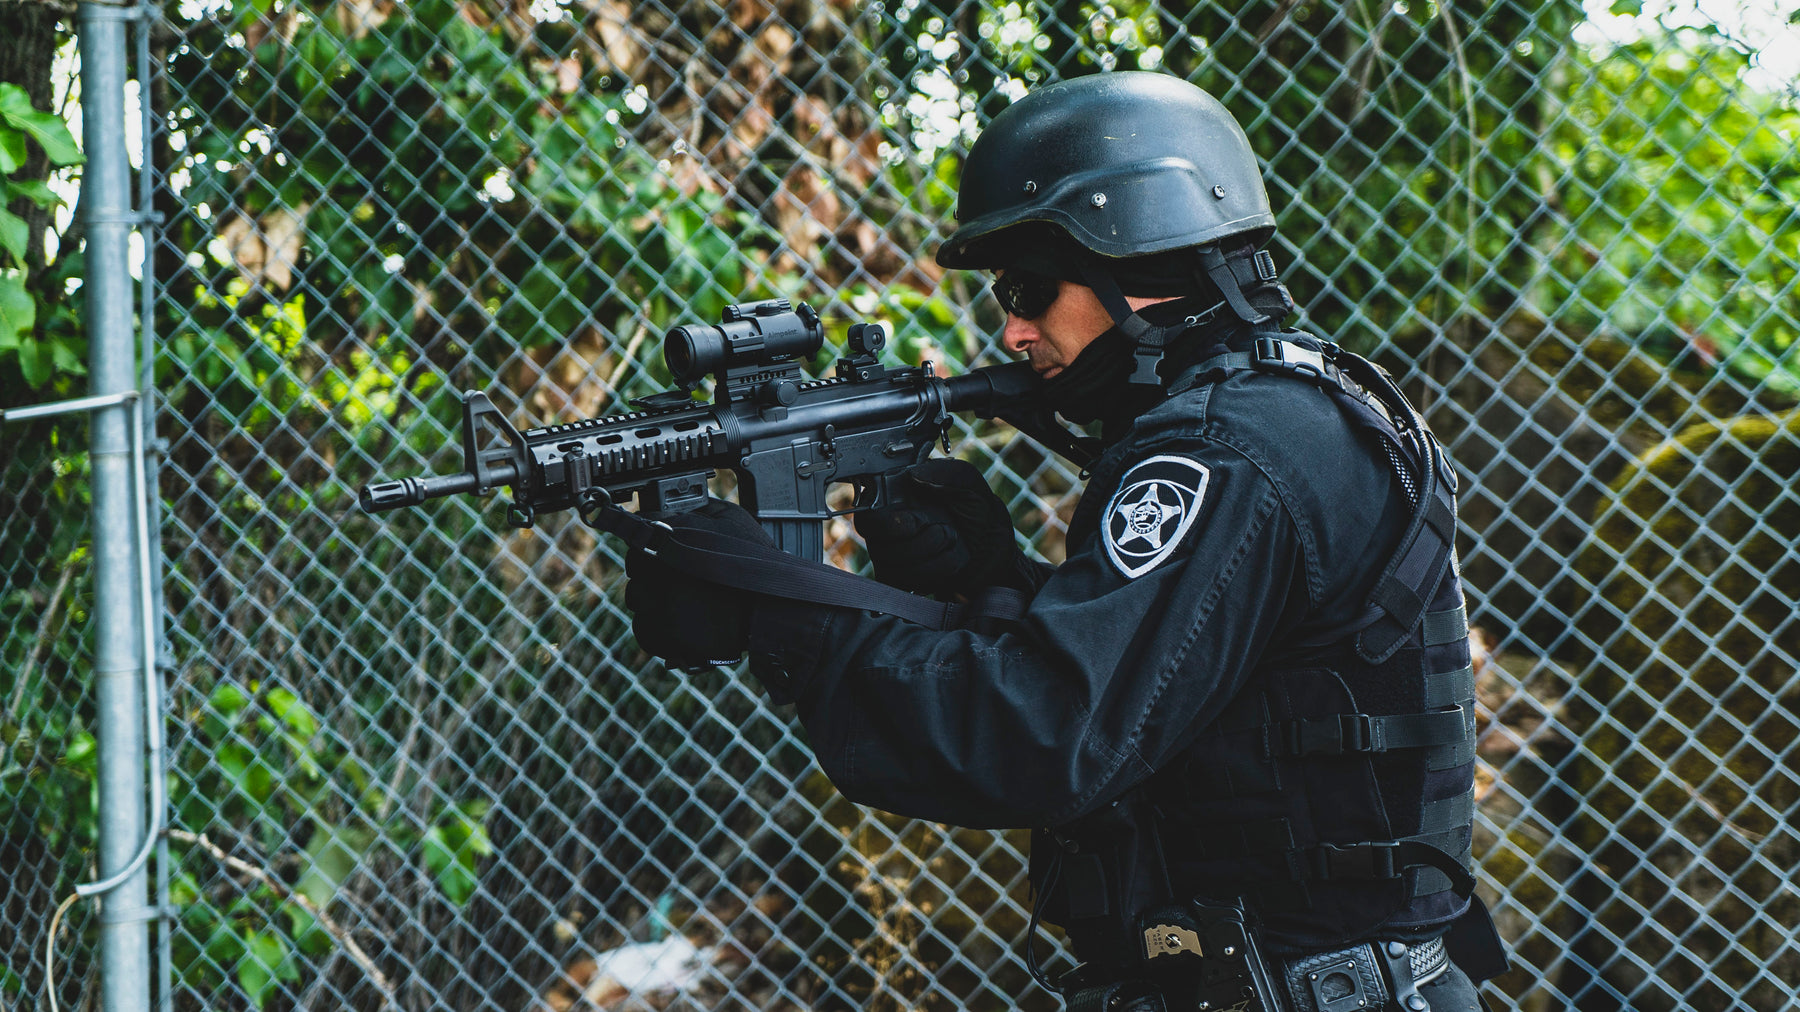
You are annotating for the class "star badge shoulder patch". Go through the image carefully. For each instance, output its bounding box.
[1103,454,1212,579]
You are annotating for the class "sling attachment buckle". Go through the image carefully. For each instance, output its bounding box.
[1252,337,1332,383]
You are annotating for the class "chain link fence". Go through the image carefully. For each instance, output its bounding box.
[3,420,102,1010]
[4,0,1798,1009]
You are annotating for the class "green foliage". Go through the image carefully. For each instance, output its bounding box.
[1536,37,1800,393]
[1,431,98,889]
[172,679,496,1007]
[171,867,321,1010]
[420,801,495,907]
[180,679,496,909]
[156,0,806,499]
[0,83,82,875]
[0,84,81,170]
[914,1,1799,395]
[0,704,97,850]
[0,80,83,392]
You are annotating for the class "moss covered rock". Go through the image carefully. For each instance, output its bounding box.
[1562,410,1799,1009]
[1417,317,1794,656]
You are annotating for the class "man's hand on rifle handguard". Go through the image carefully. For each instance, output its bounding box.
[623,457,1049,670]
[623,499,768,667]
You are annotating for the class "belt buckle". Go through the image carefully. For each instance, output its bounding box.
[1304,956,1373,1012]
[1282,942,1392,1012]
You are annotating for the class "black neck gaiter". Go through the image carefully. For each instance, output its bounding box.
[1039,299,1233,429]
[1038,328,1138,425]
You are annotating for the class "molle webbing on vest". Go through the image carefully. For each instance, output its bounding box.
[1151,338,1477,922]
[1173,788,1476,908]
[1327,352,1459,665]
[1354,467,1456,664]
[1275,706,1476,771]
[1423,604,1471,647]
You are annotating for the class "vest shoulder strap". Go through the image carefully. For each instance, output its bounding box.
[1176,336,1461,663]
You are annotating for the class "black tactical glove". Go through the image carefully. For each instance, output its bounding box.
[853,457,1034,598]
[623,499,770,667]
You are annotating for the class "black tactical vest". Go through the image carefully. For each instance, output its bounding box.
[1033,336,1479,965]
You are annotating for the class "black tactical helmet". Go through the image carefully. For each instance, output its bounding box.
[937,72,1276,271]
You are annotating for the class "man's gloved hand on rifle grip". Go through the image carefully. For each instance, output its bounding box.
[853,458,1048,600]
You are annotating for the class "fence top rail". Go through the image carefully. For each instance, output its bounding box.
[0,390,139,424]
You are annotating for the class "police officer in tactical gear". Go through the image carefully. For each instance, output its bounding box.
[624,72,1507,1010]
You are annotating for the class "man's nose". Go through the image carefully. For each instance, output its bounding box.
[1001,315,1038,355]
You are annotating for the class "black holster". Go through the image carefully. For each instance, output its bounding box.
[1063,900,1284,1012]
[1060,898,1465,1012]
[1064,980,1169,1012]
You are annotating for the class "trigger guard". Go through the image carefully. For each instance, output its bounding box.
[846,474,909,515]
[852,478,884,511]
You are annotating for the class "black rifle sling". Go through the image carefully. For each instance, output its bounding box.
[587,504,1028,630]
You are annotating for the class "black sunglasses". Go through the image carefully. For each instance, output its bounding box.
[992,269,1061,320]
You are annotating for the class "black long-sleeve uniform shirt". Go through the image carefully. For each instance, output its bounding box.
[745,332,1413,837]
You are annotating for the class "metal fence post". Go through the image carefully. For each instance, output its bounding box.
[78,2,152,1009]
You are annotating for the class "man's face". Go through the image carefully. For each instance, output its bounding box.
[999,276,1111,379]
[998,274,1174,378]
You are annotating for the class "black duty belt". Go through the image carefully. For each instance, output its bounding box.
[1062,934,1449,1012]
[1281,936,1448,1012]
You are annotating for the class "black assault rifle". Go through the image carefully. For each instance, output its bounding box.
[358,298,1091,563]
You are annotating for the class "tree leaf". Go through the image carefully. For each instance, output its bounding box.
[237,930,288,1008]
[5,179,63,210]
[421,825,479,905]
[0,207,29,265]
[0,129,24,175]
[50,334,84,375]
[0,85,83,167]
[61,731,97,773]
[0,274,36,343]
[216,742,251,787]
[295,821,373,910]
[209,680,249,716]
[17,337,48,388]
[266,687,318,737]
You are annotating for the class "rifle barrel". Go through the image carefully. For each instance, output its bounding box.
[358,465,520,512]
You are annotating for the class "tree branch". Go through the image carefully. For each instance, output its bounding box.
[8,557,76,720]
[168,829,404,1012]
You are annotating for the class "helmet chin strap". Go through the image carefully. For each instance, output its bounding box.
[1074,259,1226,386]
[1073,246,1295,387]
[1197,244,1273,326]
